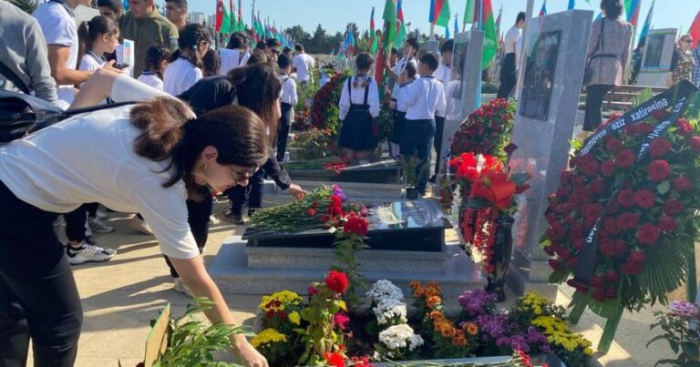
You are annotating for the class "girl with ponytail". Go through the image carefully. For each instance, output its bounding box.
[163,23,211,96]
[0,70,270,367]
[77,15,120,74]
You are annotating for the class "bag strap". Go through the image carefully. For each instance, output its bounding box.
[362,79,371,106]
[0,60,30,95]
[347,77,353,104]
[60,101,136,119]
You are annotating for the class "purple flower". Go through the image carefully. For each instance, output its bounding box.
[332,184,347,202]
[458,290,497,316]
[359,205,369,217]
[475,314,510,339]
[507,335,530,352]
[669,300,699,318]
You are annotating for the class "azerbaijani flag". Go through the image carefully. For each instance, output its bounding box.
[638,0,654,46]
[539,0,547,16]
[215,0,230,34]
[463,0,474,26]
[690,10,700,49]
[625,0,641,27]
[479,0,498,69]
[568,0,575,10]
[395,0,408,47]
[229,0,238,32]
[430,0,451,28]
[375,0,397,85]
[370,7,379,54]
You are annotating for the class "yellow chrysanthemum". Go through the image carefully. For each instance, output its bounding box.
[251,328,287,348]
[289,311,301,326]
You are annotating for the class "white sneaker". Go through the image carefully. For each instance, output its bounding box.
[94,209,108,220]
[66,240,117,265]
[53,216,65,227]
[88,216,114,234]
[129,216,153,235]
[173,277,193,297]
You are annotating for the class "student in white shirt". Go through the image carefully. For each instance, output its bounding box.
[385,37,420,98]
[399,53,446,196]
[293,44,316,84]
[0,69,270,367]
[163,23,210,96]
[77,15,120,76]
[390,61,417,158]
[33,0,118,107]
[338,52,381,163]
[137,45,170,91]
[497,11,526,99]
[432,39,454,182]
[219,31,250,75]
[276,54,299,162]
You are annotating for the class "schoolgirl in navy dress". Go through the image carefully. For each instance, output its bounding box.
[338,52,380,162]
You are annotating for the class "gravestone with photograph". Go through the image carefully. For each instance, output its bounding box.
[507,9,594,298]
[637,28,679,87]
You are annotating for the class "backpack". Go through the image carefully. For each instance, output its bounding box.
[0,90,134,143]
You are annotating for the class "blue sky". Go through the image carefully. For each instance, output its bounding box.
[188,0,697,38]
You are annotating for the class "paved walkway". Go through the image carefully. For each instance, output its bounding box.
[26,202,682,366]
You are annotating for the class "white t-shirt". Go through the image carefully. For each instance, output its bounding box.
[137,72,164,91]
[338,76,380,120]
[0,104,199,260]
[505,26,522,54]
[391,57,418,98]
[33,1,78,106]
[293,53,315,82]
[435,63,452,84]
[400,76,446,120]
[396,79,416,112]
[218,49,250,76]
[280,74,298,105]
[163,57,203,96]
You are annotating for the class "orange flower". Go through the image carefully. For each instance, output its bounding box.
[409,281,421,290]
[441,326,456,338]
[429,310,444,320]
[463,322,479,336]
[413,287,424,298]
[426,296,442,309]
[452,334,467,346]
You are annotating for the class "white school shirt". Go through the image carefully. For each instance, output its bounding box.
[293,53,316,82]
[163,57,203,96]
[391,57,418,97]
[33,1,78,106]
[338,76,380,121]
[504,26,522,54]
[218,49,250,76]
[435,63,452,84]
[401,75,446,121]
[137,71,164,91]
[280,73,298,106]
[0,103,200,260]
[395,79,415,112]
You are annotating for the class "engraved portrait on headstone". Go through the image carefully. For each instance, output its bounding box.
[519,31,561,121]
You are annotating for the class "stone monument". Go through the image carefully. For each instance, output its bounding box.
[637,28,679,88]
[506,10,594,299]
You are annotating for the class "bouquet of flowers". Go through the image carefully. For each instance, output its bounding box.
[249,185,364,234]
[649,300,700,366]
[450,99,516,161]
[310,69,352,137]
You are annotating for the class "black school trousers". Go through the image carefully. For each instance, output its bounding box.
[0,180,83,367]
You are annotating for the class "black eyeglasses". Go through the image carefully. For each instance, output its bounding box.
[229,167,258,184]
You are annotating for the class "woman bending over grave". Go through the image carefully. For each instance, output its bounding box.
[0,69,269,367]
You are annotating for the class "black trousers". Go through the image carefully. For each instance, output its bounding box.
[164,198,212,278]
[583,84,614,132]
[0,181,83,367]
[63,202,98,242]
[400,119,436,195]
[276,102,293,162]
[227,168,265,216]
[433,115,445,177]
[497,53,517,99]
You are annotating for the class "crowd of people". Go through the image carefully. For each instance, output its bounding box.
[0,0,698,366]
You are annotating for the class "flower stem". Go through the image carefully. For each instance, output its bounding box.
[597,306,623,353]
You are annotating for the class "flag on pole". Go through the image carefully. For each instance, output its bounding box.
[539,0,547,16]
[395,0,408,46]
[638,0,654,46]
[370,7,379,54]
[568,0,575,10]
[690,10,700,49]
[446,24,451,39]
[480,0,498,69]
[625,0,641,27]
[215,0,228,33]
[454,13,459,35]
[495,6,502,39]
[375,0,397,86]
[463,0,475,25]
[430,0,452,27]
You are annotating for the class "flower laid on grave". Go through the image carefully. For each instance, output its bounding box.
[541,80,700,353]
[310,69,353,137]
[249,185,364,234]
[648,300,700,366]
[290,128,335,160]
[450,99,516,161]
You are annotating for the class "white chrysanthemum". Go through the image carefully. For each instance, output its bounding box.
[373,298,408,325]
[378,324,424,353]
[366,279,404,303]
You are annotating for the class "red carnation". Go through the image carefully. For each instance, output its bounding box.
[651,109,670,121]
[677,118,693,136]
[634,189,656,209]
[618,212,640,229]
[600,160,616,177]
[648,160,671,182]
[343,212,369,236]
[636,123,655,134]
[592,275,604,288]
[583,160,600,177]
[548,259,562,271]
[617,189,636,208]
[615,149,636,169]
[307,208,317,216]
[662,200,685,216]
[582,203,604,219]
[672,176,693,192]
[659,216,677,231]
[603,217,621,234]
[605,270,620,282]
[590,178,606,194]
[325,271,349,293]
[629,250,646,263]
[321,214,329,223]
[690,137,700,153]
[606,137,622,152]
[637,224,660,246]
[324,352,345,367]
[649,138,672,157]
